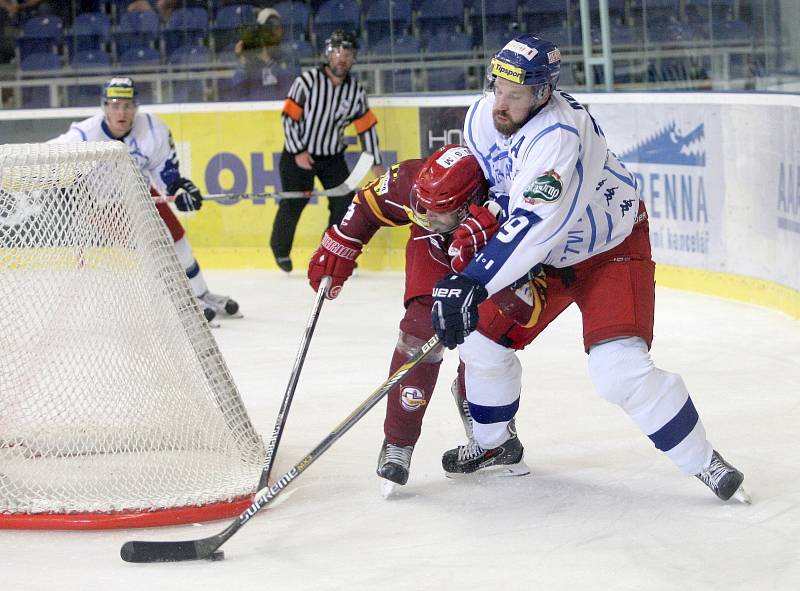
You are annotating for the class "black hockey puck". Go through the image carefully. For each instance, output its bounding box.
[208,551,225,561]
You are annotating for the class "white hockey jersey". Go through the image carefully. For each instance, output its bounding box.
[49,112,182,194]
[463,90,642,295]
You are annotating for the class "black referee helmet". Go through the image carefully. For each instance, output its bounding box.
[324,30,359,56]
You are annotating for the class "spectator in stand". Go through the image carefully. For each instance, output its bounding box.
[0,0,19,64]
[227,8,298,101]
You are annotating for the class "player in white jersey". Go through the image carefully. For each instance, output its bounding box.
[431,35,748,502]
[49,77,240,325]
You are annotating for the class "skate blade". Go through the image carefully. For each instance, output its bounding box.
[380,478,399,499]
[732,485,752,504]
[220,311,244,319]
[444,460,531,480]
[207,319,221,329]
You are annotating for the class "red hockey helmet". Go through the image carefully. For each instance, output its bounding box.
[410,145,487,232]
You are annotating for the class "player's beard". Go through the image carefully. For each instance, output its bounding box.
[492,108,526,136]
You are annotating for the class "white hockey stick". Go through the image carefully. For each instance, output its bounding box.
[159,153,375,204]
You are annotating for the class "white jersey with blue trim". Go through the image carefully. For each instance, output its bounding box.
[463,90,641,296]
[49,112,182,194]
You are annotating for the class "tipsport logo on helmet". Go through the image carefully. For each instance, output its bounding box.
[435,146,471,168]
[491,59,526,84]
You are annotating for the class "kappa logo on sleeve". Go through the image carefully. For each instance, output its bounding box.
[523,170,563,204]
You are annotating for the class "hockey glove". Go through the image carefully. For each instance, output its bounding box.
[169,178,203,212]
[308,225,363,299]
[448,202,501,273]
[431,274,488,350]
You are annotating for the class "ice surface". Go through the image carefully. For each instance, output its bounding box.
[3,271,799,590]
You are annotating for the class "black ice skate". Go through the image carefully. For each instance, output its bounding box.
[695,449,750,503]
[377,439,414,497]
[275,256,293,273]
[200,291,242,318]
[441,421,530,477]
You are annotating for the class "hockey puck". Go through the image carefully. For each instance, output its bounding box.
[208,551,225,561]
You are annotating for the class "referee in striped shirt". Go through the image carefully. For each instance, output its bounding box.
[270,29,386,273]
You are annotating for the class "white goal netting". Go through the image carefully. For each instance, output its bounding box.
[0,142,264,526]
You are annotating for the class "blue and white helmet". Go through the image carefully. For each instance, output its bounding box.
[487,35,561,91]
[102,77,138,104]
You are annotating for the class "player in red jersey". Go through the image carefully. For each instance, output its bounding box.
[307,145,546,494]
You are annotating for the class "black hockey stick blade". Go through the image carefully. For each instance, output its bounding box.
[120,537,219,563]
[119,334,440,564]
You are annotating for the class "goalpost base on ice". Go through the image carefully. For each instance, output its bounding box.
[0,142,265,530]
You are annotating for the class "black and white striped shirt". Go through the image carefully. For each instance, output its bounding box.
[282,66,382,165]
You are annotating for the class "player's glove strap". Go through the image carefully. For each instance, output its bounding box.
[431,274,488,349]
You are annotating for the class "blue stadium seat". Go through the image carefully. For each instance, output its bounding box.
[425,30,472,91]
[119,46,161,67]
[365,0,411,46]
[20,52,62,108]
[169,45,211,103]
[68,12,111,53]
[212,4,256,53]
[71,48,112,69]
[163,7,209,55]
[368,34,420,93]
[646,17,698,44]
[17,15,64,60]
[476,29,509,54]
[274,1,311,41]
[530,24,581,51]
[313,0,360,49]
[114,11,160,55]
[713,19,750,41]
[522,0,570,30]
[425,30,471,55]
[68,50,112,106]
[281,39,315,61]
[469,0,517,40]
[417,0,464,42]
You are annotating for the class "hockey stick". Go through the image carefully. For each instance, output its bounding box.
[258,275,331,491]
[120,335,441,563]
[159,153,375,203]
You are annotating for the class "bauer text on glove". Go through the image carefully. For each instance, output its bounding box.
[431,274,488,349]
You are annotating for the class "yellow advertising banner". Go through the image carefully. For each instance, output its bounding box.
[159,105,420,270]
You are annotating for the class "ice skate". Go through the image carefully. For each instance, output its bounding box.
[377,439,414,497]
[442,420,530,478]
[695,449,750,503]
[198,299,220,327]
[275,256,293,273]
[200,291,242,318]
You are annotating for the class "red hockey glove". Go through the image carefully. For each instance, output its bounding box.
[308,225,363,299]
[448,202,502,273]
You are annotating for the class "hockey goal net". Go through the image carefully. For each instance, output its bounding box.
[0,142,265,529]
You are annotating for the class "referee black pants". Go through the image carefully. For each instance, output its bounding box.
[269,149,355,262]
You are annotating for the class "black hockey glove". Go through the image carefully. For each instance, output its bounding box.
[169,178,203,212]
[431,274,488,350]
